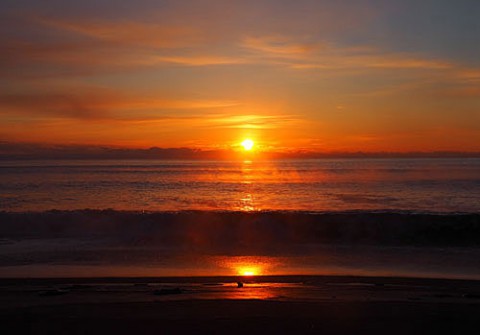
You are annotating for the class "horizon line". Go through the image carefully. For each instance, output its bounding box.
[1,142,480,160]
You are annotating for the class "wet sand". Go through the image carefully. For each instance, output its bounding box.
[1,276,479,334]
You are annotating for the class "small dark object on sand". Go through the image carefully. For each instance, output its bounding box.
[153,288,182,296]
[463,293,480,299]
[237,281,244,288]
[38,289,69,297]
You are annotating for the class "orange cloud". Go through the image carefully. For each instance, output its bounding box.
[240,35,455,78]
[441,86,480,97]
[455,69,480,82]
[242,36,318,57]
[0,15,464,82]
[0,90,240,120]
[148,55,246,66]
[206,114,304,130]
[0,15,247,78]
[37,17,201,49]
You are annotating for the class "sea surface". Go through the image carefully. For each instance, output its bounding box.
[0,158,479,279]
[1,158,480,212]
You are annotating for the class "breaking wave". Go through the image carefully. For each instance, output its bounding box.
[1,210,479,248]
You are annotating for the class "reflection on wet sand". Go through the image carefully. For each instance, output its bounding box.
[191,281,311,301]
[219,283,281,300]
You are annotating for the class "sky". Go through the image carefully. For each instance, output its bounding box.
[1,0,479,153]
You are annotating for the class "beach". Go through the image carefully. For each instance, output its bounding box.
[1,159,479,333]
[1,276,479,334]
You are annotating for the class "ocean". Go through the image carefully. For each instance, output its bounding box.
[1,158,480,212]
[0,158,479,279]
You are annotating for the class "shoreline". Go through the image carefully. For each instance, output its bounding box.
[1,275,479,334]
[1,273,480,284]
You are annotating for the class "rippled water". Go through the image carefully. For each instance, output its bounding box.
[1,158,479,212]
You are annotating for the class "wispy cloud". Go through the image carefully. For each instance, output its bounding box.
[0,14,466,79]
[455,69,480,83]
[0,15,246,78]
[206,114,304,130]
[37,17,201,49]
[239,34,480,101]
[148,55,246,67]
[242,36,318,57]
[440,86,480,98]
[242,35,452,71]
[0,90,240,120]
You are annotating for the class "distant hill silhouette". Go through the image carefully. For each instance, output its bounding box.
[1,141,479,160]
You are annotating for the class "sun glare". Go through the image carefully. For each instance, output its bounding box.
[237,266,259,277]
[241,139,254,151]
[215,256,275,277]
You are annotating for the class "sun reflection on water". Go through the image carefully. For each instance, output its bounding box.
[238,160,258,211]
[239,193,256,211]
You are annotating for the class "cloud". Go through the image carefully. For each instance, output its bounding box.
[0,14,246,78]
[148,55,246,67]
[207,114,304,130]
[37,17,201,49]
[242,35,453,71]
[455,69,480,82]
[0,91,118,119]
[0,90,240,120]
[440,86,480,98]
[350,54,451,70]
[239,35,480,100]
[0,11,464,80]
[242,36,318,57]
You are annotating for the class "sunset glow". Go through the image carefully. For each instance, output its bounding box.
[0,1,479,155]
[1,3,479,334]
[216,256,277,277]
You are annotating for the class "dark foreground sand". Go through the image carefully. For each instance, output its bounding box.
[1,276,479,335]
[2,300,480,335]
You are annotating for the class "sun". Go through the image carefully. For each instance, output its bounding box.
[241,139,254,151]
